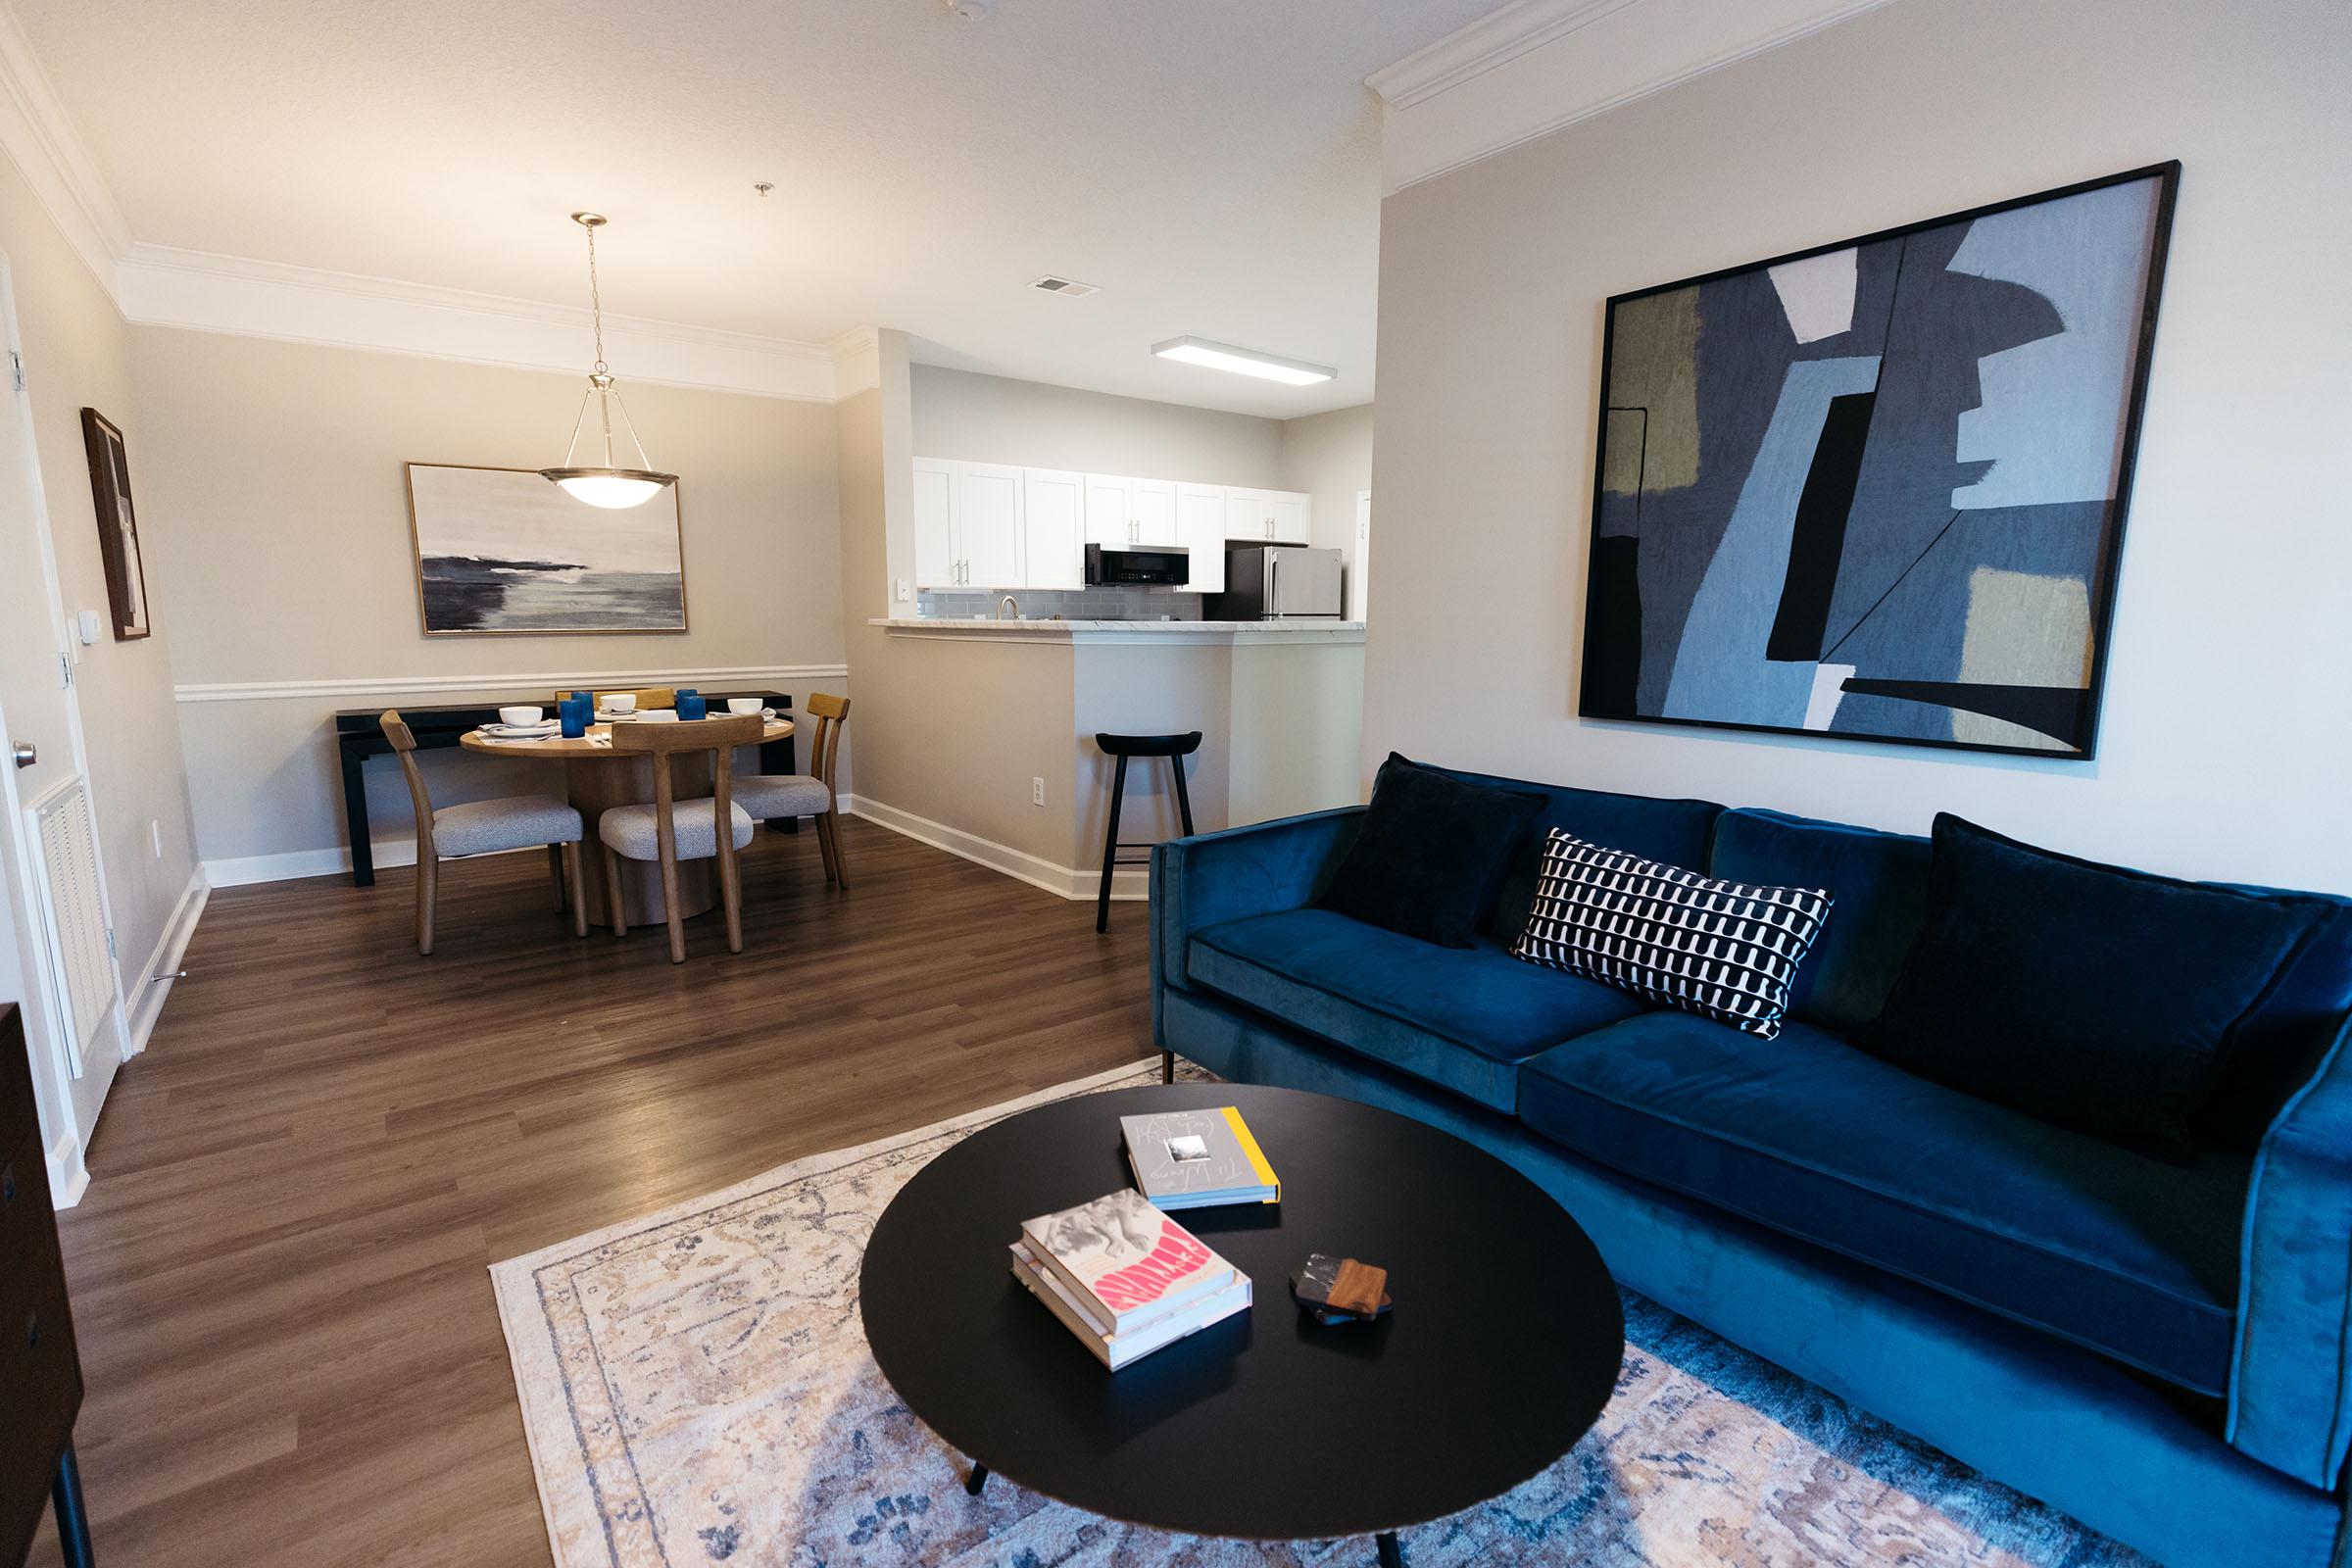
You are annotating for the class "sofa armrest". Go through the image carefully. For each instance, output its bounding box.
[1150,807,1364,1039]
[2230,1014,2352,1489]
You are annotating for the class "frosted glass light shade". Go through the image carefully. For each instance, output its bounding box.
[540,468,675,510]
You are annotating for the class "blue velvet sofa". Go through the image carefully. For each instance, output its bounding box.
[1149,768,2352,1568]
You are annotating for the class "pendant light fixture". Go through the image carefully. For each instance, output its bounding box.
[540,212,676,510]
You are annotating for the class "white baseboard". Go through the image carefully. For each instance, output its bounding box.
[842,795,1148,903]
[123,866,210,1055]
[202,836,547,889]
[47,1128,88,1210]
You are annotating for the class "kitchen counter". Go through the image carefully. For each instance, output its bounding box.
[871,616,1364,644]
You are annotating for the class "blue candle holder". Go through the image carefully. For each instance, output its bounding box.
[676,690,708,721]
[559,697,590,738]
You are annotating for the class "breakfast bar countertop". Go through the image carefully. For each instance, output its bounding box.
[871,616,1364,643]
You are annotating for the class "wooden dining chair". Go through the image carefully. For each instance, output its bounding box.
[380,710,589,956]
[734,693,854,888]
[597,713,765,963]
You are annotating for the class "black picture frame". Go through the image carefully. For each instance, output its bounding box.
[79,407,150,641]
[1577,161,2180,760]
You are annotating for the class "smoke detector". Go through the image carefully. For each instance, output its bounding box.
[1029,274,1100,298]
[947,0,990,19]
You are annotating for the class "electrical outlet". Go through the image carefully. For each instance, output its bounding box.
[150,819,163,858]
[1031,777,1045,807]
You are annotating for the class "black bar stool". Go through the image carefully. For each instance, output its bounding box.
[1093,731,1201,936]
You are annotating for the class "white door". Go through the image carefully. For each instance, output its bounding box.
[1351,490,1371,621]
[0,255,124,1199]
[1131,479,1180,547]
[956,462,1025,588]
[1021,468,1084,591]
[1083,474,1131,547]
[912,459,956,588]
[1268,491,1312,546]
[1177,484,1225,594]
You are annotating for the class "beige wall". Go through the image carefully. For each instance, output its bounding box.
[911,364,1286,488]
[131,328,846,871]
[1368,0,2352,892]
[1277,401,1374,593]
[0,144,200,1152]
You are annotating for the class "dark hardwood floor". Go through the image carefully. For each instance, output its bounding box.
[26,818,1156,1566]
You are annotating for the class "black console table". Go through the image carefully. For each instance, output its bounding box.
[331,690,797,888]
[3,1004,95,1567]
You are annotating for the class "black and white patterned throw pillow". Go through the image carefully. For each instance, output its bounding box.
[1511,829,1832,1039]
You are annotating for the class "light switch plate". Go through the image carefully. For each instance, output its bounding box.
[896,579,912,603]
[75,609,102,645]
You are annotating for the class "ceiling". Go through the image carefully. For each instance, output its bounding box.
[12,0,1505,416]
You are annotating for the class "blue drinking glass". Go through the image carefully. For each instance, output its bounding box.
[559,698,589,738]
[676,690,708,721]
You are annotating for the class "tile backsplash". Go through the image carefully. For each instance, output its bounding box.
[916,588,1204,621]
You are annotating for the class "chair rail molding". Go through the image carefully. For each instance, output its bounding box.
[1366,0,1899,194]
[173,663,851,705]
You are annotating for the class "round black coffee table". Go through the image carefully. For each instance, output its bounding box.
[859,1082,1623,1564]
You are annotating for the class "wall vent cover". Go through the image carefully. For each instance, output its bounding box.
[1029,275,1100,297]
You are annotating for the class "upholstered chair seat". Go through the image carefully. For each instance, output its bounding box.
[598,799,757,861]
[433,795,583,858]
[732,773,832,821]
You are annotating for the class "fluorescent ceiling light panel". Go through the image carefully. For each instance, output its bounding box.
[1152,335,1335,386]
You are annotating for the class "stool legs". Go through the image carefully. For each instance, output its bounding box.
[1096,754,1129,934]
[1169,754,1196,837]
[54,1440,94,1568]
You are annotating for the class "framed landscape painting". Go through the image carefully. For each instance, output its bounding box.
[1578,163,2178,758]
[406,463,687,636]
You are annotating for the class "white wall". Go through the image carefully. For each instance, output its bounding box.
[1367,0,2352,892]
[133,327,847,876]
[1278,401,1375,593]
[911,364,1285,487]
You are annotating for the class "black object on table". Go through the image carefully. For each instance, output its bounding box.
[331,690,797,887]
[2,1004,96,1568]
[859,1082,1623,1565]
[1092,730,1200,939]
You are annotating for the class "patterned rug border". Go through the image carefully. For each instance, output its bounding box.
[488,1058,1164,1565]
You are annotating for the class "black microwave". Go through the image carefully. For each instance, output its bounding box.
[1084,544,1190,586]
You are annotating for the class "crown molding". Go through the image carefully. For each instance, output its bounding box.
[828,326,881,400]
[0,0,130,293]
[116,244,843,401]
[1367,0,1899,194]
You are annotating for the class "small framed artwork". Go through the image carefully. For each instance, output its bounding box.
[78,408,150,640]
[1579,162,2179,759]
[403,463,688,636]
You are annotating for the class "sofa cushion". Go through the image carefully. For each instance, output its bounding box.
[1317,754,1549,947]
[1707,808,1931,1034]
[1422,766,1724,943]
[1189,908,1645,1112]
[1855,814,2332,1164]
[1519,1008,2250,1394]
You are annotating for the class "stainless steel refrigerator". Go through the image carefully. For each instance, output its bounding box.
[1205,545,1344,619]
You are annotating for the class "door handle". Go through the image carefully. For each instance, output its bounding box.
[11,741,32,769]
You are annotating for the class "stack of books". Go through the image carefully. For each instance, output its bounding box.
[1010,1188,1251,1370]
[1119,1104,1281,1209]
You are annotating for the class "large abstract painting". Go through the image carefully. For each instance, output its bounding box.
[1579,164,2177,758]
[407,464,687,635]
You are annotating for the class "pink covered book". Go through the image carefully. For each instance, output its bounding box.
[1018,1187,1240,1334]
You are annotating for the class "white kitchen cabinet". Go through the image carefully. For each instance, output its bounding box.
[1085,474,1182,548]
[1021,467,1085,590]
[1222,487,1313,546]
[913,458,1026,589]
[1177,483,1225,594]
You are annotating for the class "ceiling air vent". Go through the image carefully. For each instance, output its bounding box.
[1029,275,1100,298]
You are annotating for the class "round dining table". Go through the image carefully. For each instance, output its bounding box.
[461,716,795,927]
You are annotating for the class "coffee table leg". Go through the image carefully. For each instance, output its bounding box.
[1376,1532,1403,1568]
[964,1461,989,1496]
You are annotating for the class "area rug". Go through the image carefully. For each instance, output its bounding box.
[491,1060,2141,1567]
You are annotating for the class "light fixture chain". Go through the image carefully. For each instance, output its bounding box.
[585,220,607,372]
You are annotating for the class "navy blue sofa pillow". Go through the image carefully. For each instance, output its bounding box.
[1317,754,1548,948]
[1853,813,2332,1165]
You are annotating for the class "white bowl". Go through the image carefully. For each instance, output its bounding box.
[602,693,639,713]
[499,706,543,728]
[726,698,762,715]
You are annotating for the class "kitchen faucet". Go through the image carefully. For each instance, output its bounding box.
[997,595,1019,620]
